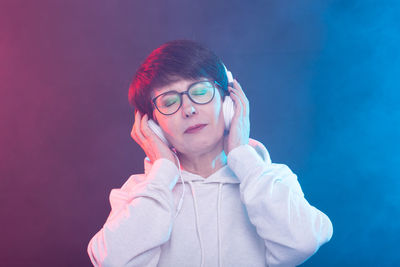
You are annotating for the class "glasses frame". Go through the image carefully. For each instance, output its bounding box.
[152,80,219,116]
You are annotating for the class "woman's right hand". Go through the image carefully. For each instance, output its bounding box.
[131,111,177,166]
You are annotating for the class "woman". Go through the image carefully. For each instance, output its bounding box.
[87,40,333,267]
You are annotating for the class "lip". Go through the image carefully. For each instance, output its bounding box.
[184,124,207,134]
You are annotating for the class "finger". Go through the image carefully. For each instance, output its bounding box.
[230,79,243,95]
[131,111,139,139]
[229,89,244,118]
[231,79,249,105]
[230,80,249,116]
[140,113,154,139]
[132,112,144,145]
[229,87,244,110]
[134,111,146,143]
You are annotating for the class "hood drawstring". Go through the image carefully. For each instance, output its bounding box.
[217,183,223,267]
[173,153,185,220]
[188,181,224,267]
[188,181,205,267]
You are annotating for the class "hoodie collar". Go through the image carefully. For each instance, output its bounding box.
[143,138,269,184]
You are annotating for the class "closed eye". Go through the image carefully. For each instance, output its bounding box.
[191,89,208,95]
[162,97,179,107]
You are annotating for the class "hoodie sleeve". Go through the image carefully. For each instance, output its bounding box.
[87,158,180,267]
[227,144,333,267]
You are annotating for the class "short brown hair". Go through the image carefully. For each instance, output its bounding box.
[128,40,229,119]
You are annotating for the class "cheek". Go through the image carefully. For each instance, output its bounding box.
[153,113,171,134]
[214,99,222,120]
[159,119,175,135]
[205,98,225,139]
[156,115,181,141]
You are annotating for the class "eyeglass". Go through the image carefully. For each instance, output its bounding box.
[152,80,219,115]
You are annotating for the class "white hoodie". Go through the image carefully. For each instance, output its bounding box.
[88,139,333,267]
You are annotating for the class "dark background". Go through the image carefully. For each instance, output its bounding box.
[1,0,399,266]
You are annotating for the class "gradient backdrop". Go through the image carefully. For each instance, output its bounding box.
[1,0,399,266]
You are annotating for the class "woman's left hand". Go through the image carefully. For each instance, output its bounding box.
[224,79,250,155]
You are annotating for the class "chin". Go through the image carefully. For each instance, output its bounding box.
[181,136,223,156]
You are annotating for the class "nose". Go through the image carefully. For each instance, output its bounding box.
[181,94,197,118]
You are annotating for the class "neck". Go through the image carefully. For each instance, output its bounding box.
[177,142,227,178]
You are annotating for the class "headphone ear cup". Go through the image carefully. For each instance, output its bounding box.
[148,119,171,147]
[222,96,234,130]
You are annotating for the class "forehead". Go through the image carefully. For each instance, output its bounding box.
[151,78,209,98]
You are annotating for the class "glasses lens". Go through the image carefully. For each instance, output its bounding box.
[188,81,215,104]
[155,92,181,115]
